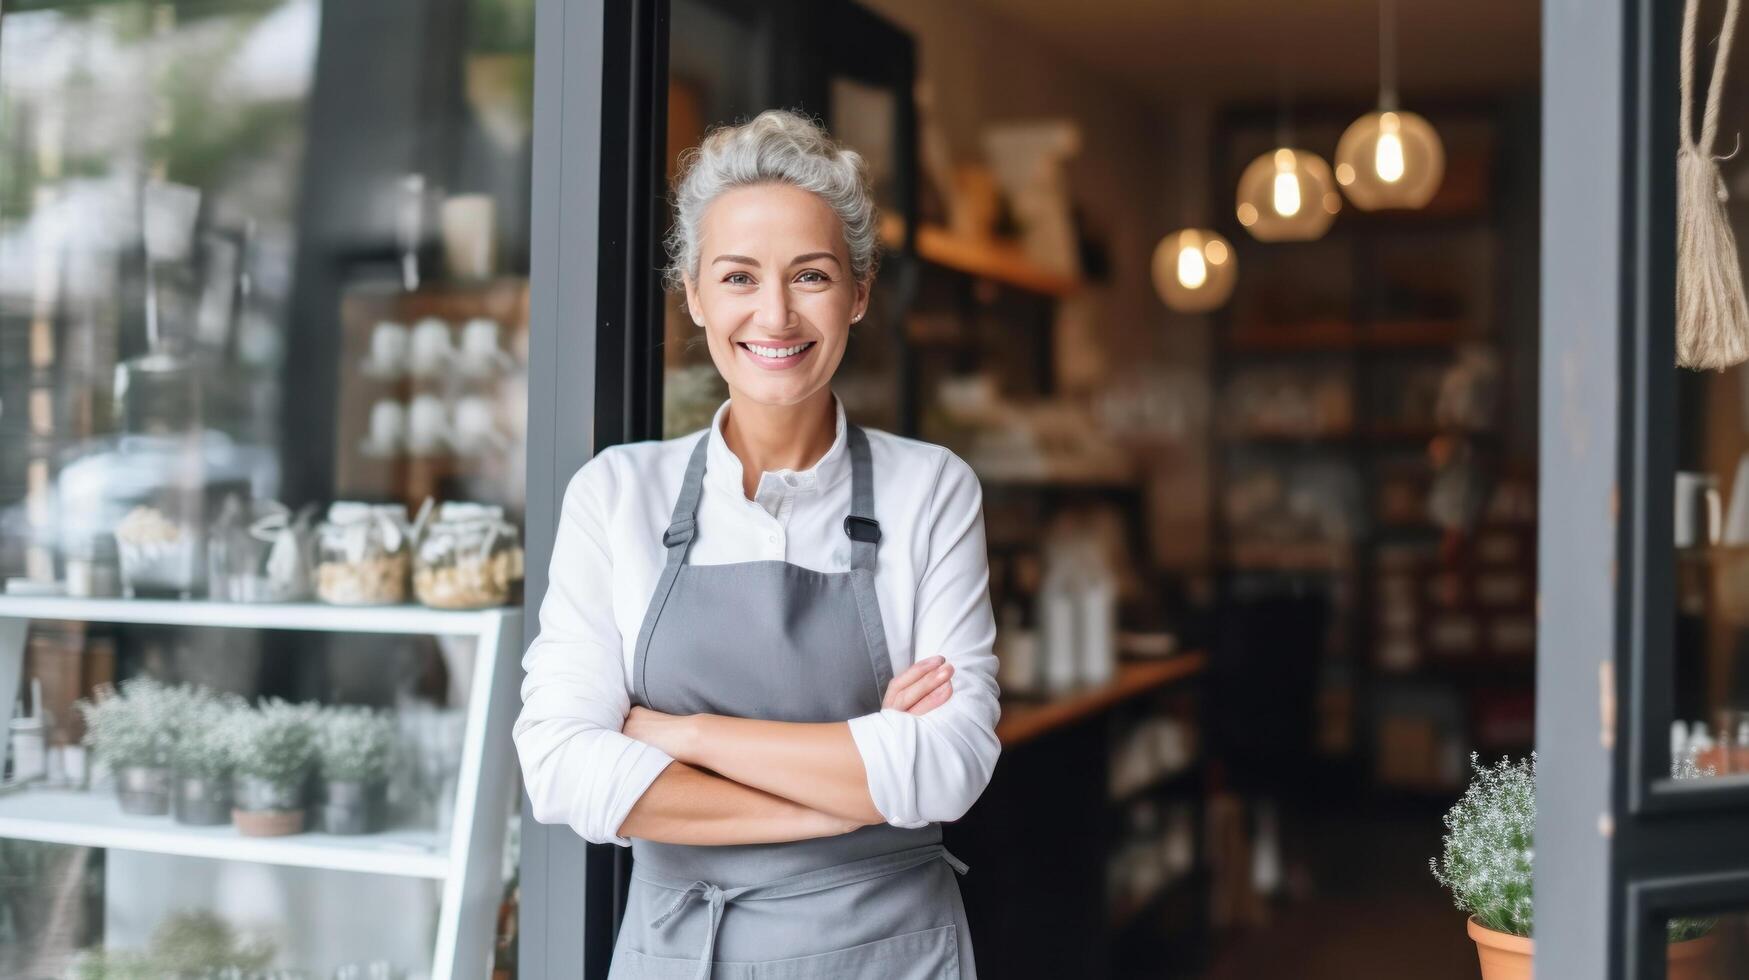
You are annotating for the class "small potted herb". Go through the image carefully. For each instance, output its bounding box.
[169,689,244,826]
[229,698,316,836]
[1432,754,1718,979]
[76,677,179,815]
[314,705,397,834]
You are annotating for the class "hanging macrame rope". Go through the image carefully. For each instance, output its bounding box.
[1678,0,1749,370]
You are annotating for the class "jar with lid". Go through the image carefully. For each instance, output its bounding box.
[315,503,411,605]
[413,503,523,609]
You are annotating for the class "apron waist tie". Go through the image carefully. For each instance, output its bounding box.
[640,843,969,980]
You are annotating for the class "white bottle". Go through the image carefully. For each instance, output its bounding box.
[1078,539,1117,687]
[1039,541,1081,695]
[996,602,1039,696]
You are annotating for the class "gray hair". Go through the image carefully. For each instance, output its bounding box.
[665,109,880,293]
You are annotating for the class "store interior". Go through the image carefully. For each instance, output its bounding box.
[663,0,1541,976]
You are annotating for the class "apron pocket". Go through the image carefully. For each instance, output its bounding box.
[610,924,959,980]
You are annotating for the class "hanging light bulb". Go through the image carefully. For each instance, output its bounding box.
[1235,147,1340,242]
[1153,227,1237,313]
[1335,0,1445,210]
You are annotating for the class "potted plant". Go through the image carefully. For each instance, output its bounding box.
[76,677,178,815]
[314,705,397,834]
[169,688,244,826]
[1432,754,1719,980]
[229,698,316,836]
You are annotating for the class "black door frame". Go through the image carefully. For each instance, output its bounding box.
[1541,0,1749,976]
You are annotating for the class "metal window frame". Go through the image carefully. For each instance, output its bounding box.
[521,0,669,977]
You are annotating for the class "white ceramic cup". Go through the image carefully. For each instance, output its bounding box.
[452,394,502,454]
[366,399,406,452]
[368,320,409,374]
[459,317,504,374]
[407,394,450,455]
[441,194,497,281]
[1676,471,1723,549]
[409,317,453,378]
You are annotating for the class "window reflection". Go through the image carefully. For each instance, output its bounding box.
[0,0,534,976]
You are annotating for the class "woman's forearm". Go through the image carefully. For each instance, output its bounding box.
[615,760,860,845]
[673,715,884,825]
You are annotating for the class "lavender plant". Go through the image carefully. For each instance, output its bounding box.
[75,677,181,770]
[1431,754,1536,937]
[314,706,398,783]
[1432,752,1713,944]
[229,698,317,789]
[170,689,247,780]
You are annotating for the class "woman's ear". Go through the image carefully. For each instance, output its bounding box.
[851,279,872,324]
[683,278,703,326]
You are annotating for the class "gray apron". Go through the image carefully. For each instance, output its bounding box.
[609,424,976,979]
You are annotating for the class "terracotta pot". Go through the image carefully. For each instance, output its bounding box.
[1667,929,1720,980]
[1468,918,1533,980]
[232,807,304,837]
[1466,918,1722,980]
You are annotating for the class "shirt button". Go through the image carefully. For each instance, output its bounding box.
[767,534,777,544]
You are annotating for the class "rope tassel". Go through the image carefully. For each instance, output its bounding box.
[1679,0,1749,370]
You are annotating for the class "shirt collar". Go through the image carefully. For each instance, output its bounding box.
[704,392,850,500]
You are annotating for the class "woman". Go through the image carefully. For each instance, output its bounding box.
[513,109,1001,978]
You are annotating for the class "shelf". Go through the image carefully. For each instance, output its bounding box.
[997,654,1206,748]
[1224,320,1481,354]
[910,224,1082,298]
[0,786,450,879]
[0,596,516,637]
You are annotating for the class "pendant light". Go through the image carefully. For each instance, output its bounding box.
[1335,0,1445,210]
[1235,146,1341,242]
[1155,105,1237,313]
[1154,228,1237,313]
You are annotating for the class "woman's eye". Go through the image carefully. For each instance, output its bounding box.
[724,272,753,286]
[795,269,829,284]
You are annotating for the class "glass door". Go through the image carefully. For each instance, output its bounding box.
[1542,0,1749,975]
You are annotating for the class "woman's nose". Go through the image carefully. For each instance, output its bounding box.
[752,281,792,331]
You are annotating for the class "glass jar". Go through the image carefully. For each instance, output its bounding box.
[209,497,314,602]
[413,504,523,609]
[315,503,411,605]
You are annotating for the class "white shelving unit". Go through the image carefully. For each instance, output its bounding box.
[0,597,523,980]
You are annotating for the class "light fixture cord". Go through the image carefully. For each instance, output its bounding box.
[1379,0,1399,111]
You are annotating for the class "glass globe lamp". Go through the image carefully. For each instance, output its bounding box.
[1152,228,1237,313]
[1334,109,1444,210]
[1235,148,1341,242]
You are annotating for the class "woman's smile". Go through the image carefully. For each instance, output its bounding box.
[737,339,817,370]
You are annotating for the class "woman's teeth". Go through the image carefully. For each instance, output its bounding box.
[741,341,814,358]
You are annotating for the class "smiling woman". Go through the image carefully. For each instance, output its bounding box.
[513,109,998,978]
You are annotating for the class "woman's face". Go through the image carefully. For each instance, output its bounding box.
[684,183,870,410]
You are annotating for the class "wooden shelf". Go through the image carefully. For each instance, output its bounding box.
[0,786,449,878]
[997,654,1206,748]
[1224,320,1480,354]
[908,224,1082,298]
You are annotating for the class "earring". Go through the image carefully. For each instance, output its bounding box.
[852,312,864,323]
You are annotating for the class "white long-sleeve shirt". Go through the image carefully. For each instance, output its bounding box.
[514,393,1002,846]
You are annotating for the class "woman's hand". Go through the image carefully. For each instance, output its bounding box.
[623,706,699,762]
[883,655,954,715]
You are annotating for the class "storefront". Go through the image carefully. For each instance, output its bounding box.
[3,0,1748,977]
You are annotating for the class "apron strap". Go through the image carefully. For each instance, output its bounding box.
[844,425,895,700]
[633,431,711,705]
